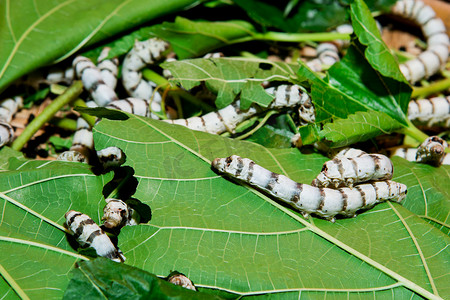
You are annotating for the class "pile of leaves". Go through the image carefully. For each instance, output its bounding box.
[0,0,448,299]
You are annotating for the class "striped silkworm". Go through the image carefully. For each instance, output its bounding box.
[415,136,448,166]
[0,96,23,147]
[58,146,126,169]
[328,147,368,159]
[166,272,197,291]
[212,155,407,221]
[65,210,125,262]
[407,96,450,128]
[97,47,119,89]
[306,43,341,72]
[392,0,449,83]
[164,84,313,134]
[122,38,170,118]
[311,154,394,188]
[73,56,119,107]
[391,147,450,165]
[102,198,139,230]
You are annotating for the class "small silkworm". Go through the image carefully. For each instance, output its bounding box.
[329,147,368,159]
[0,96,23,147]
[106,97,151,118]
[65,210,125,262]
[166,272,197,291]
[212,155,407,222]
[102,198,139,230]
[407,96,450,128]
[311,154,394,188]
[73,56,119,107]
[392,0,449,83]
[415,136,448,166]
[165,84,311,134]
[58,146,126,169]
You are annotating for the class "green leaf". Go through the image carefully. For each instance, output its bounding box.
[0,0,199,94]
[298,42,411,126]
[0,153,113,299]
[162,57,298,109]
[320,111,402,147]
[90,114,449,299]
[350,0,408,83]
[64,258,224,299]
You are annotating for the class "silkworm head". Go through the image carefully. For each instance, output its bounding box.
[212,158,226,172]
[64,210,77,220]
[102,199,128,229]
[395,183,408,202]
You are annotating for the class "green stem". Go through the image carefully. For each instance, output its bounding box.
[72,99,97,127]
[142,68,170,87]
[11,81,83,151]
[236,111,277,140]
[233,32,350,44]
[49,117,77,131]
[397,121,429,143]
[411,77,450,99]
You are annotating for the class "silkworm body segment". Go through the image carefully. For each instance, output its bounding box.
[312,154,394,188]
[212,155,407,221]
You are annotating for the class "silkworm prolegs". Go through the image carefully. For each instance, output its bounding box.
[212,155,407,222]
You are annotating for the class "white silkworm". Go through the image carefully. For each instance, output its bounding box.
[73,56,119,107]
[0,96,23,147]
[106,97,151,118]
[392,0,449,83]
[96,147,126,170]
[122,38,170,118]
[306,43,340,72]
[311,154,394,188]
[102,198,139,230]
[164,84,312,134]
[65,210,125,262]
[329,147,368,159]
[167,272,197,291]
[212,155,407,222]
[97,47,119,89]
[407,96,450,128]
[415,136,448,166]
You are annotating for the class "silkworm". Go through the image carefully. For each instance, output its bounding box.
[65,210,125,262]
[102,198,139,230]
[212,155,407,222]
[167,272,197,291]
[407,96,450,128]
[311,154,394,188]
[106,97,151,118]
[415,136,448,166]
[58,146,126,169]
[97,47,119,89]
[392,0,449,83]
[165,84,312,134]
[73,56,119,107]
[392,148,450,165]
[0,96,23,147]
[329,147,368,159]
[306,43,340,72]
[122,38,170,118]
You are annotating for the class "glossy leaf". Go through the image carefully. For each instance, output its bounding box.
[64,258,224,299]
[90,113,449,299]
[320,111,402,147]
[0,0,199,94]
[162,57,298,109]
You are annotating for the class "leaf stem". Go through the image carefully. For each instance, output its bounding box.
[49,117,77,131]
[411,77,450,99]
[397,121,429,143]
[72,98,97,127]
[236,110,277,140]
[232,32,350,44]
[11,81,83,151]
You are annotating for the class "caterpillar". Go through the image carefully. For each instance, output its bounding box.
[311,154,394,188]
[212,155,407,222]
[0,96,23,147]
[164,84,313,134]
[73,56,119,107]
[58,146,126,169]
[392,0,449,83]
[97,47,119,89]
[407,96,450,128]
[328,147,368,159]
[102,198,139,230]
[65,210,125,262]
[392,147,450,165]
[415,136,448,166]
[166,272,197,291]
[121,38,170,118]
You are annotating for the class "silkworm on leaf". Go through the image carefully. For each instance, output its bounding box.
[102,198,139,230]
[97,47,119,89]
[58,146,126,170]
[212,155,407,222]
[0,96,23,147]
[65,210,125,262]
[407,96,450,129]
[392,147,450,165]
[329,147,367,159]
[311,154,394,188]
[166,271,197,291]
[165,84,311,134]
[415,136,448,166]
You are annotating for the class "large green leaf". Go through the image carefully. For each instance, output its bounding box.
[162,57,298,109]
[0,0,199,94]
[0,149,112,299]
[90,113,449,299]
